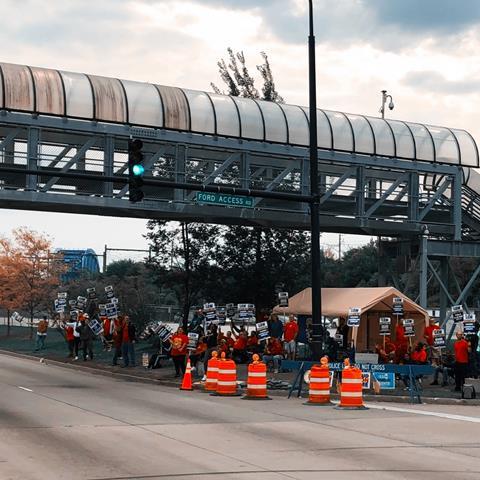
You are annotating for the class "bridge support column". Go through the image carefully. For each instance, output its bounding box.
[103,136,114,197]
[26,127,39,191]
[419,235,428,308]
[174,145,186,202]
[439,258,449,324]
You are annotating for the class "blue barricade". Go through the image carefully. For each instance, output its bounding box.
[283,360,434,404]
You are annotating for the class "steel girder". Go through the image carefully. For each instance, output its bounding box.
[0,111,462,237]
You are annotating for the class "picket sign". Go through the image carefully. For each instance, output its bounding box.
[347,307,361,327]
[379,317,391,336]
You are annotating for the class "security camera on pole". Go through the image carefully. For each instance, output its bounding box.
[379,90,395,119]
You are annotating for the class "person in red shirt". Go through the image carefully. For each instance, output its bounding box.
[170,327,189,377]
[63,321,75,358]
[283,315,299,360]
[225,331,235,349]
[190,336,207,375]
[410,342,427,364]
[454,332,470,391]
[262,337,284,373]
[247,331,260,353]
[423,318,439,347]
[232,331,248,363]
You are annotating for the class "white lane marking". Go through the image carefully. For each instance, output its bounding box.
[367,403,480,424]
[17,386,33,392]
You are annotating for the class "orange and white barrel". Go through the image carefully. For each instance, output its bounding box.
[205,355,219,392]
[216,359,237,396]
[245,359,268,399]
[338,366,366,409]
[307,364,331,404]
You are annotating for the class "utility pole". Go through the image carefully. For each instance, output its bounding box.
[308,0,323,357]
[338,234,342,260]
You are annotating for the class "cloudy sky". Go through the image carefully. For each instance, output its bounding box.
[2,0,480,261]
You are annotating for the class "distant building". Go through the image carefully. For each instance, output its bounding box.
[57,249,100,281]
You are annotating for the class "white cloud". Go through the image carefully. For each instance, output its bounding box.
[1,0,480,257]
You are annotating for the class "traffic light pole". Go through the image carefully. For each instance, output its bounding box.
[309,0,323,358]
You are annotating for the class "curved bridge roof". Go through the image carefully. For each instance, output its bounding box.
[0,62,477,167]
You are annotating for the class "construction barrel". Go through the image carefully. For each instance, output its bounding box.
[337,362,367,410]
[306,363,331,405]
[205,351,219,392]
[215,355,238,396]
[243,354,270,400]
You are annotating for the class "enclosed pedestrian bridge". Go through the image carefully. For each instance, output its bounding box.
[1,61,480,245]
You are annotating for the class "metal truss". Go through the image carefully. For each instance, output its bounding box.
[0,110,465,238]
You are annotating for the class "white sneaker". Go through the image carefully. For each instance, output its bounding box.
[274,369,279,374]
[201,375,207,381]
[85,355,89,360]
[74,356,78,361]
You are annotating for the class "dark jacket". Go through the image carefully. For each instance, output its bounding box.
[76,322,94,341]
[269,320,284,339]
[126,323,136,342]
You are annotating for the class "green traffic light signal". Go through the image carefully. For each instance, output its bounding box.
[132,164,144,176]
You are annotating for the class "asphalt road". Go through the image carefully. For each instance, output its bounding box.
[1,354,479,480]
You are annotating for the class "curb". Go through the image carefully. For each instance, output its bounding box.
[1,349,478,406]
[0,349,181,388]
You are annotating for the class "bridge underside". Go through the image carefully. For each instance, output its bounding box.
[1,111,480,326]
[0,111,464,236]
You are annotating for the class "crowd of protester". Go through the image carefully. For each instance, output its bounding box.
[374,317,480,392]
[34,303,480,394]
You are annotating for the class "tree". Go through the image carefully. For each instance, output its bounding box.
[0,228,65,337]
[146,221,221,329]
[211,48,284,102]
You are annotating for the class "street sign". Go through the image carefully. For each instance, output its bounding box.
[278,292,289,307]
[195,191,253,208]
[379,317,391,336]
[451,305,464,323]
[347,307,361,327]
[393,297,404,315]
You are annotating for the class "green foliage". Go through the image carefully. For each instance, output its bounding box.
[339,240,379,287]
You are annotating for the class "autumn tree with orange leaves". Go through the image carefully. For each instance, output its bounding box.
[0,228,65,337]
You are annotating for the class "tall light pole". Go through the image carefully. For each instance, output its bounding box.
[308,0,322,357]
[379,90,394,119]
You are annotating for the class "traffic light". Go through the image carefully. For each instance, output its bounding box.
[128,139,144,203]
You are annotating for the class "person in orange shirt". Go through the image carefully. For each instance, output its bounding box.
[225,331,235,349]
[410,342,427,364]
[170,327,189,377]
[232,331,248,363]
[247,331,260,354]
[262,337,284,373]
[190,335,207,376]
[63,320,75,358]
[283,315,299,360]
[454,332,470,392]
[423,318,439,346]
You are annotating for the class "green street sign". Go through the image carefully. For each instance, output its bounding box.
[195,191,254,208]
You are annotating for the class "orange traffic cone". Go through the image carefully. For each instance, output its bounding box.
[180,357,193,391]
